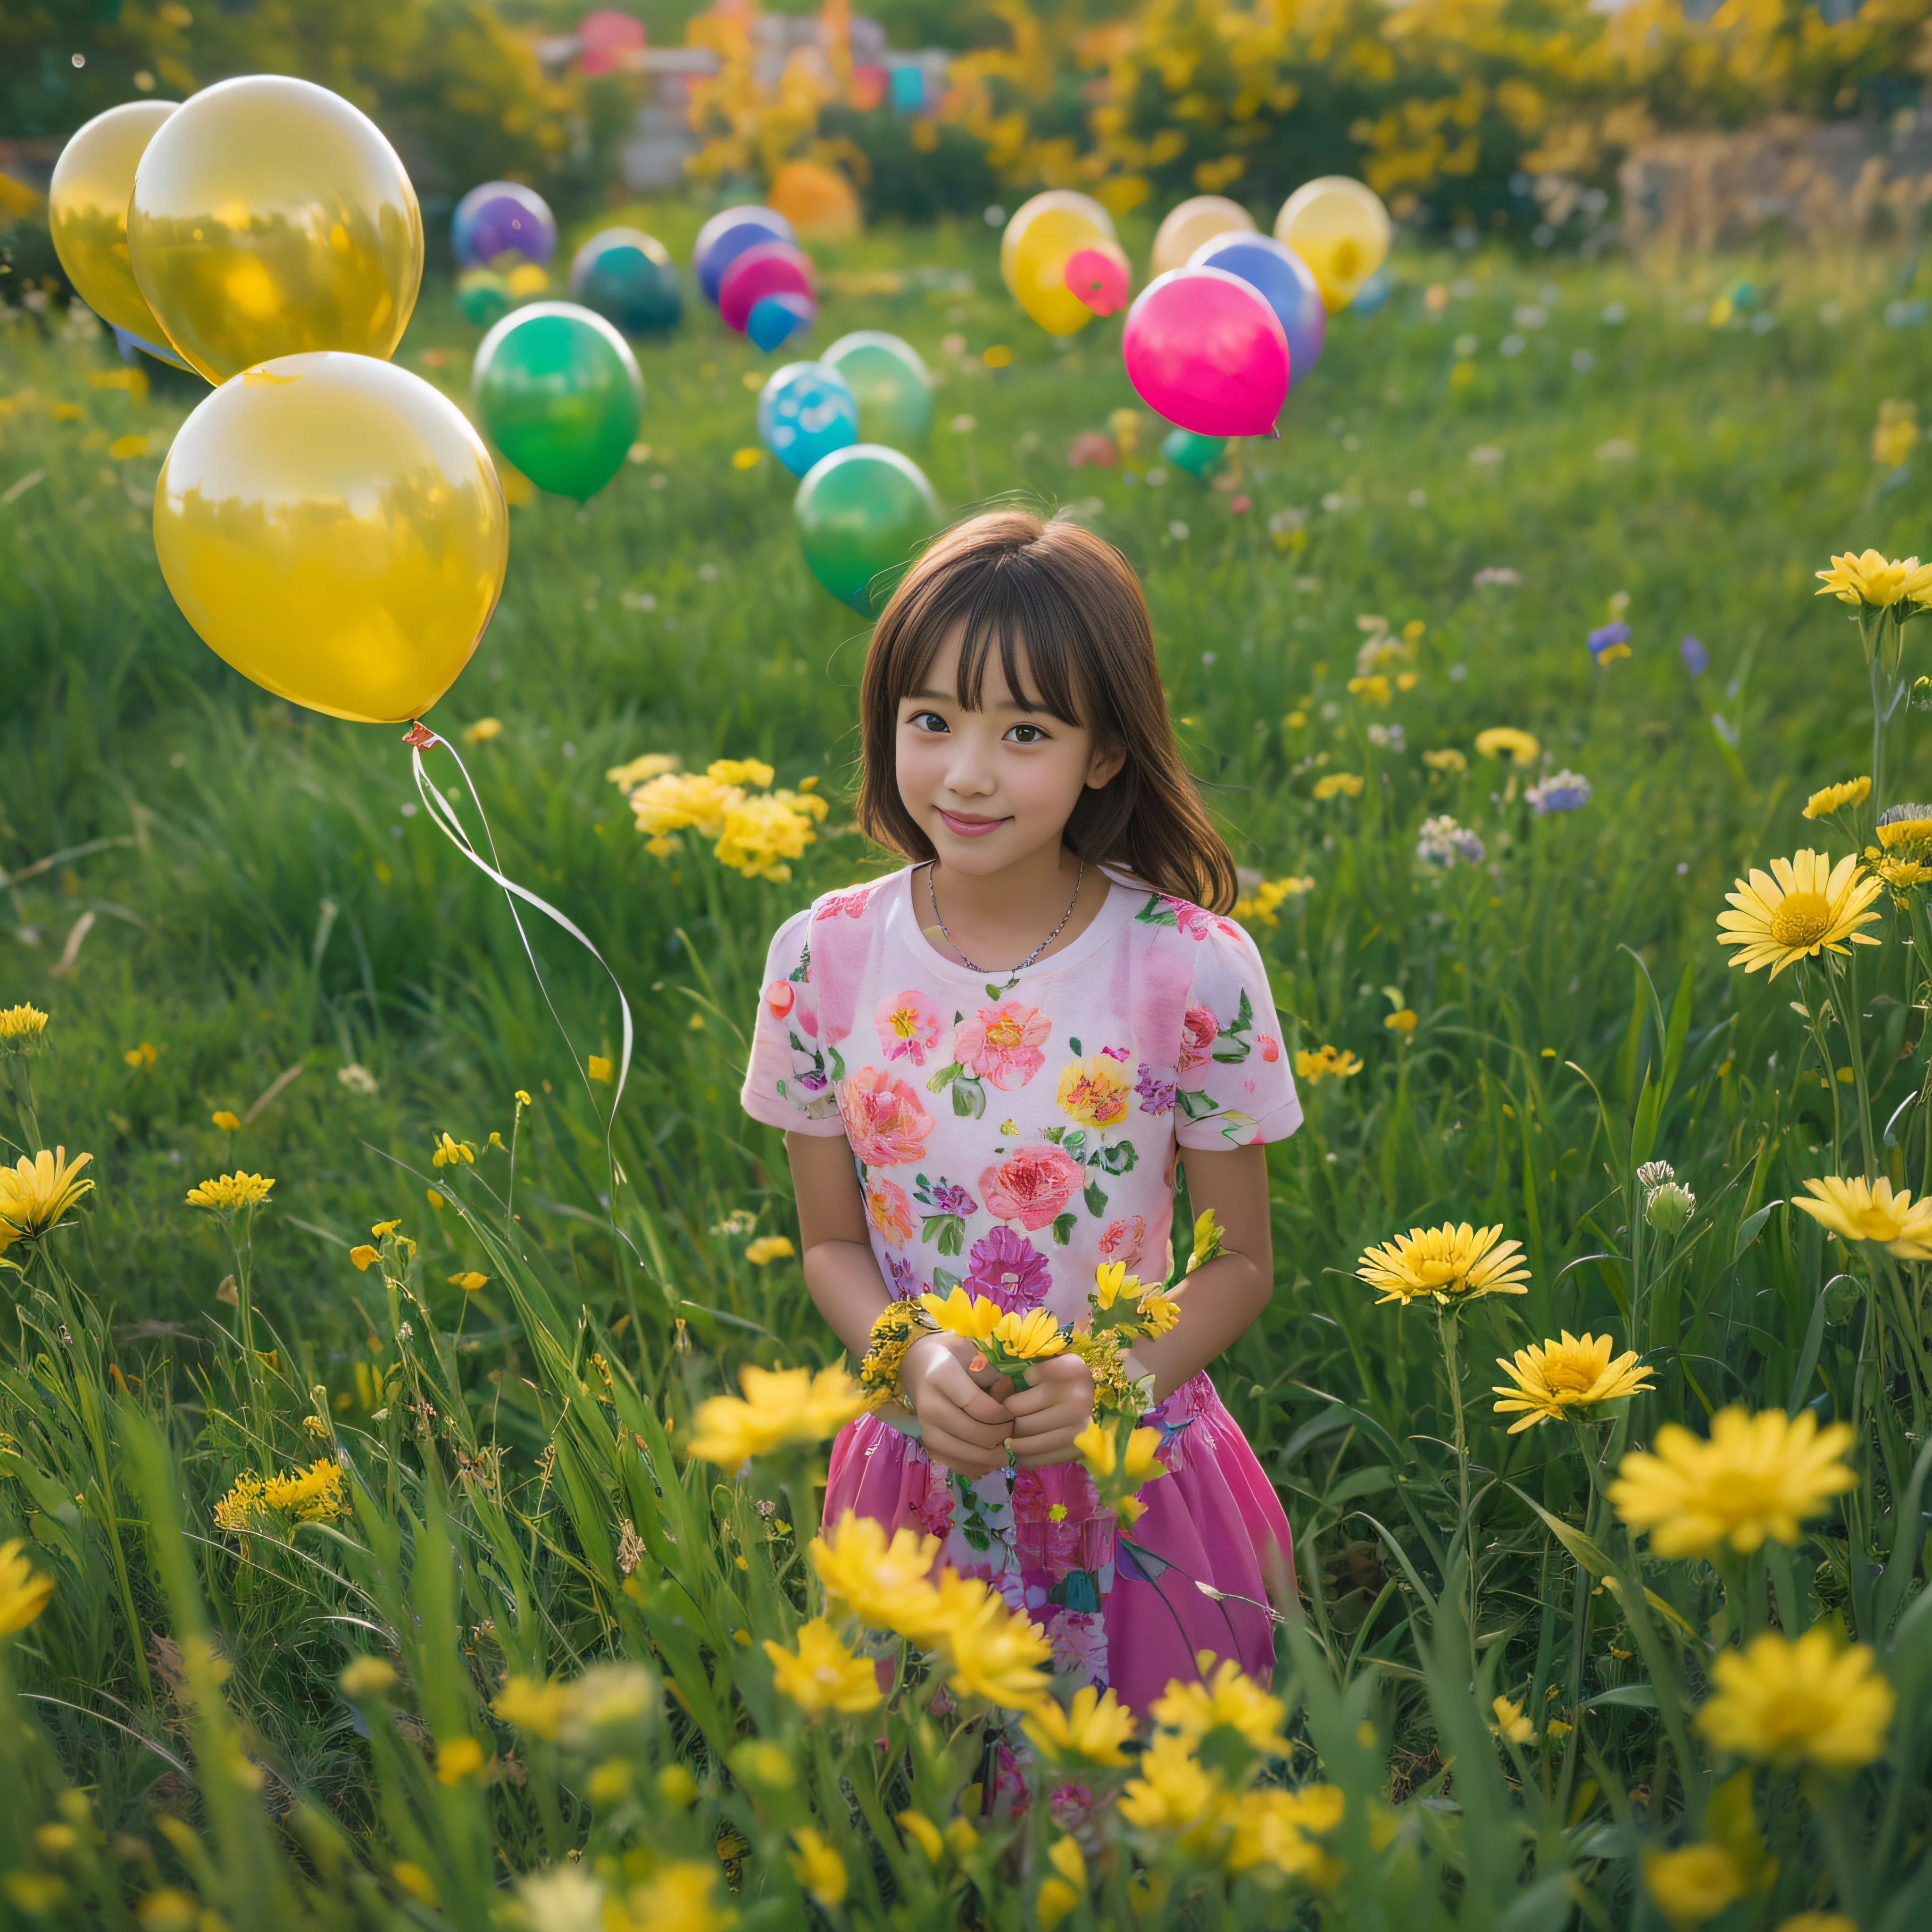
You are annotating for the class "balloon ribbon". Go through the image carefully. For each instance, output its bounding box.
[402,721,633,1217]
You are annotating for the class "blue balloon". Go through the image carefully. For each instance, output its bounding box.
[1187,232,1325,391]
[758,360,859,478]
[1348,269,1392,316]
[693,206,793,305]
[453,182,557,269]
[748,293,815,352]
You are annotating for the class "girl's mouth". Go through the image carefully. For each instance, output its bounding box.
[937,809,1008,838]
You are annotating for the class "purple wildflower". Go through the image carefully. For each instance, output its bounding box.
[1679,634,1708,676]
[1526,769,1592,815]
[1587,621,1632,663]
[1134,1062,1177,1114]
[963,1227,1051,1312]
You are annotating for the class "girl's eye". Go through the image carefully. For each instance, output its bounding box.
[1006,723,1046,745]
[908,710,949,734]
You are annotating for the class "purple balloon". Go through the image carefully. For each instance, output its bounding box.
[453,182,557,269]
[1187,233,1325,392]
[693,205,793,304]
[1122,267,1290,439]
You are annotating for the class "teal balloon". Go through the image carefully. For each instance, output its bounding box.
[457,269,509,328]
[472,301,642,502]
[567,227,682,336]
[822,330,933,449]
[795,444,941,614]
[1161,427,1226,476]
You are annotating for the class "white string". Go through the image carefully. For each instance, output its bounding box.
[404,726,634,1251]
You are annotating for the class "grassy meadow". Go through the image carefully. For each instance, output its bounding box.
[6,211,1932,1927]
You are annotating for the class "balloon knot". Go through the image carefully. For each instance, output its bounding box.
[403,722,440,749]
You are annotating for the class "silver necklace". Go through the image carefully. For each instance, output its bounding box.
[925,859,1084,990]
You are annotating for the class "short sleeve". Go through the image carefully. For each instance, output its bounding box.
[1172,916,1302,1149]
[739,908,849,1135]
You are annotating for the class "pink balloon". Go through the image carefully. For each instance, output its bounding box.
[718,239,816,334]
[1064,245,1128,316]
[1121,266,1290,437]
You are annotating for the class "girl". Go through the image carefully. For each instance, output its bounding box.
[740,509,1299,1715]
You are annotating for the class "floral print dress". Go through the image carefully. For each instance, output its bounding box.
[741,865,1302,1713]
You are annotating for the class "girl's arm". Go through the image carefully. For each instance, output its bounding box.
[1136,1142,1274,1399]
[1005,1143,1274,1464]
[785,1132,1015,1475]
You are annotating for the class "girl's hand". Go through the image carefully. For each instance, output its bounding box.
[901,1333,1013,1477]
[1003,1353,1097,1469]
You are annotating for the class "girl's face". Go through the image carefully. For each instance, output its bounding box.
[895,622,1124,877]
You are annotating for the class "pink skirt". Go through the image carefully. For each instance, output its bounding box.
[823,1371,1293,1715]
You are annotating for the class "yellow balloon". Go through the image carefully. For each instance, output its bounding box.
[1149,195,1255,279]
[49,100,181,343]
[153,353,508,724]
[1274,176,1391,314]
[1013,207,1107,337]
[129,75,423,385]
[1000,190,1114,296]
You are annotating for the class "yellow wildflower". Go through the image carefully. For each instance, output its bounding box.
[929,1570,1053,1709]
[0,1149,94,1242]
[1643,1843,1748,1931]
[631,770,741,851]
[1222,1785,1345,1887]
[763,1617,881,1715]
[1876,804,1932,852]
[1716,849,1882,979]
[604,753,678,792]
[897,1810,945,1863]
[1356,1222,1531,1306]
[210,1109,241,1132]
[918,1286,1005,1343]
[338,1656,397,1699]
[431,1133,475,1167]
[1491,1695,1535,1743]
[183,1171,273,1217]
[1294,1044,1362,1083]
[1116,1730,1222,1833]
[1491,1332,1655,1432]
[1475,726,1540,766]
[1384,1008,1418,1035]
[1422,748,1467,773]
[625,1860,737,1932]
[1694,1625,1894,1774]
[349,1245,379,1272]
[434,1736,486,1785]
[1135,1286,1180,1335]
[708,757,775,789]
[1092,1260,1140,1309]
[1037,1875,1080,1929]
[448,1271,488,1292]
[1151,1652,1288,1755]
[1347,673,1391,705]
[1815,548,1932,609]
[745,1235,795,1265]
[1075,1420,1164,1486]
[1794,1174,1932,1258]
[460,716,502,744]
[1873,400,1919,469]
[212,1459,346,1533]
[715,791,820,881]
[809,1512,944,1637]
[1230,876,1313,926]
[1609,1406,1856,1557]
[991,1307,1066,1362]
[1802,777,1871,820]
[1022,1684,1137,1768]
[0,1539,55,1636]
[685,1364,863,1466]
[493,1674,572,1740]
[788,1827,847,1907]
[1312,772,1364,800]
[0,1004,49,1053]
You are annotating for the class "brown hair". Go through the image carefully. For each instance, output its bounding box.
[857,509,1238,913]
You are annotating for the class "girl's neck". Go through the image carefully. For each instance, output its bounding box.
[922,842,1108,974]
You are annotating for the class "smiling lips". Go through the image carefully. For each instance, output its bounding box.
[938,809,1008,838]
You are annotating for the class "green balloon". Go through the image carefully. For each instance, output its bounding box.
[457,269,510,328]
[795,444,941,614]
[1161,427,1227,477]
[471,301,642,502]
[822,331,933,449]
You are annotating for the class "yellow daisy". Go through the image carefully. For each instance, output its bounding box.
[1693,1624,1894,1775]
[1800,776,1870,820]
[1715,849,1882,979]
[1875,803,1932,854]
[1491,1332,1655,1432]
[183,1171,275,1217]
[1356,1222,1531,1306]
[1815,549,1932,609]
[0,1148,94,1243]
[1792,1174,1932,1259]
[1474,726,1541,766]
[1609,1405,1856,1557]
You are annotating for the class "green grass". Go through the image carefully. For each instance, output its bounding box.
[6,218,1932,1926]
